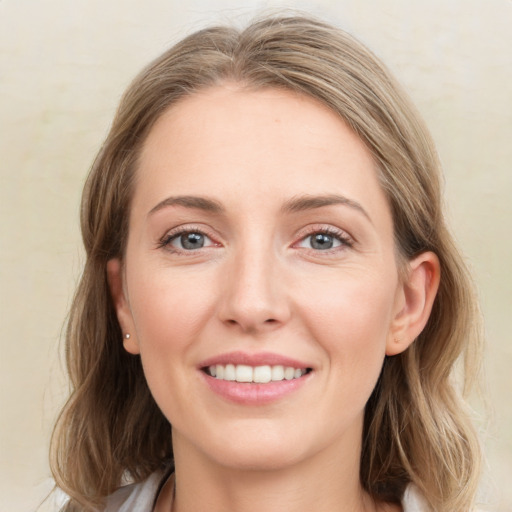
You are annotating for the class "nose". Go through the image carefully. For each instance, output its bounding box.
[217,244,291,334]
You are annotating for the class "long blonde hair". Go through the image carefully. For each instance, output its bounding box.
[51,15,483,511]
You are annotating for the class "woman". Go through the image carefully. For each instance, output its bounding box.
[50,15,483,512]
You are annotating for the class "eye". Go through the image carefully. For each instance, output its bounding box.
[161,230,217,251]
[296,230,352,251]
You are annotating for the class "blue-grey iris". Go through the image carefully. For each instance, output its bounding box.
[311,233,334,250]
[181,233,204,249]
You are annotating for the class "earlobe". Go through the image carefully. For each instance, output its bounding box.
[386,251,440,356]
[106,258,140,355]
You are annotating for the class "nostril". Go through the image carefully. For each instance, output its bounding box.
[264,318,277,323]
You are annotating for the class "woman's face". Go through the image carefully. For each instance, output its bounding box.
[110,85,412,471]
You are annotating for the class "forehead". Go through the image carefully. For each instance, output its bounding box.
[134,85,390,223]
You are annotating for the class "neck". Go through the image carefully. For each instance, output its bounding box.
[170,430,382,512]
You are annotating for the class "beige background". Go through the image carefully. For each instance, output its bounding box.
[1,1,510,510]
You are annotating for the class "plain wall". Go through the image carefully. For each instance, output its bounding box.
[0,0,510,510]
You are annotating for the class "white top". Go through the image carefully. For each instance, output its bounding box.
[104,471,165,511]
[104,471,429,511]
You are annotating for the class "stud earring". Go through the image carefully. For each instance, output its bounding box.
[124,333,131,340]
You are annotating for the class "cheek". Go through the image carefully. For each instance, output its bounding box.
[298,270,396,374]
[127,268,216,360]
[126,270,218,422]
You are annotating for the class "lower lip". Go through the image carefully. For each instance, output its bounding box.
[201,372,311,405]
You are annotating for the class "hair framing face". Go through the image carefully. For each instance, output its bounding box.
[51,15,482,512]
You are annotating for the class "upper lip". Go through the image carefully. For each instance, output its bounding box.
[198,351,312,369]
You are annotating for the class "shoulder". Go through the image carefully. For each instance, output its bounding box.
[104,471,166,512]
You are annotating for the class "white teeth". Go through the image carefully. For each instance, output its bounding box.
[253,365,271,383]
[236,365,253,382]
[271,365,284,381]
[208,364,307,383]
[224,364,236,381]
[284,367,295,380]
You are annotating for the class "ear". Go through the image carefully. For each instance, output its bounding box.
[106,258,140,355]
[386,251,440,356]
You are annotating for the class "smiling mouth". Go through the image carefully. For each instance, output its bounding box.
[203,364,312,383]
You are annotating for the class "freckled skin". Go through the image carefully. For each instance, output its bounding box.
[109,86,435,512]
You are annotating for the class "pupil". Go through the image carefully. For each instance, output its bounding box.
[182,233,204,249]
[312,233,333,250]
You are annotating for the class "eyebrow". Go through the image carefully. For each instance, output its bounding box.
[148,193,371,222]
[281,194,372,222]
[148,195,225,216]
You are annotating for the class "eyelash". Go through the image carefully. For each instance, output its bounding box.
[157,226,354,254]
[157,225,219,254]
[294,226,354,253]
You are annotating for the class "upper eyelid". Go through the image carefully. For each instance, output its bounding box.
[293,224,353,241]
[161,224,216,239]
[158,225,221,249]
[291,225,355,252]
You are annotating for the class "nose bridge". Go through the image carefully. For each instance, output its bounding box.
[218,233,289,331]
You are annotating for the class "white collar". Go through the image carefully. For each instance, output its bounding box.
[402,484,429,511]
